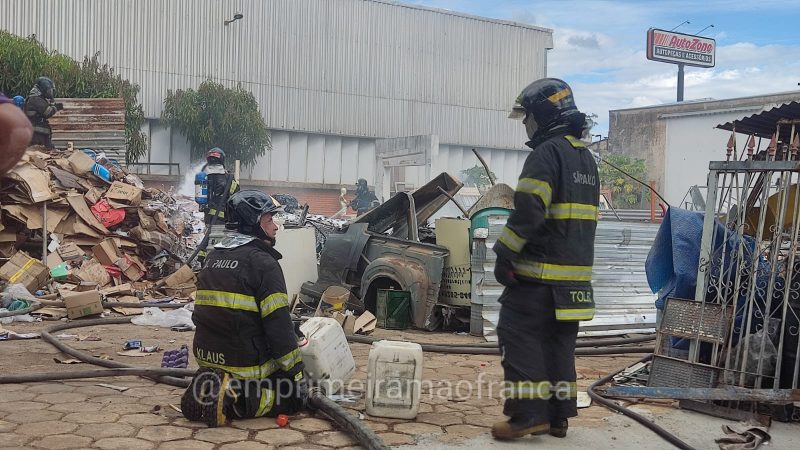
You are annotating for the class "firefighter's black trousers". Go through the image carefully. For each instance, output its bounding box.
[497,282,579,424]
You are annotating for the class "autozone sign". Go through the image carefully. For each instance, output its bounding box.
[647,28,715,68]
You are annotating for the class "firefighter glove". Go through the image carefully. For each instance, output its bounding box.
[494,257,519,287]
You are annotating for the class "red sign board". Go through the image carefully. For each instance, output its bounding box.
[647,28,715,68]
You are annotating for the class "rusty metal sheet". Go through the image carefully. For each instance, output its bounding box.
[354,172,463,238]
[49,98,126,160]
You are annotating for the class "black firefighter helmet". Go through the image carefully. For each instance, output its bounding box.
[207,147,226,166]
[509,78,580,130]
[34,76,55,99]
[225,190,283,237]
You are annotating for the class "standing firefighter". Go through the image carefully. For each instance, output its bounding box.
[182,190,306,427]
[491,78,599,440]
[196,147,240,262]
[23,77,63,148]
[350,178,379,216]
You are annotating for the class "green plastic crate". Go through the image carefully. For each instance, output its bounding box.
[376,289,411,330]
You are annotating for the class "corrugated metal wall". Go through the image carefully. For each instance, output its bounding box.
[140,119,530,188]
[474,218,659,341]
[2,0,552,150]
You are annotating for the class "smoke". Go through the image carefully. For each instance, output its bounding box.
[179,162,207,198]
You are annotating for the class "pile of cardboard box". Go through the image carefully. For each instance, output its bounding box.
[0,146,198,319]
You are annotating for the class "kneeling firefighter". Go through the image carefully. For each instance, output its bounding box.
[182,190,306,427]
[491,78,599,440]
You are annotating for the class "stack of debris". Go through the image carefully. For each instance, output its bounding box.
[0,146,199,318]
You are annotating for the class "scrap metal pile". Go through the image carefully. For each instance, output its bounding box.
[0,146,199,319]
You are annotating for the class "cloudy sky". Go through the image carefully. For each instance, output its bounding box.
[411,0,800,136]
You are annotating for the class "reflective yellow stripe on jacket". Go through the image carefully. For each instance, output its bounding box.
[516,178,552,207]
[260,293,289,318]
[497,226,526,253]
[195,290,258,313]
[512,260,593,282]
[276,348,302,372]
[565,134,586,148]
[546,203,598,221]
[196,358,279,380]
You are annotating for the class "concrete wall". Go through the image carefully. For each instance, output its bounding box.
[608,91,800,200]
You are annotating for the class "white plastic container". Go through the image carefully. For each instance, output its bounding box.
[299,317,356,394]
[366,340,423,419]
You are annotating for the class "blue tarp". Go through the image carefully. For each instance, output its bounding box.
[645,207,768,351]
[645,208,705,309]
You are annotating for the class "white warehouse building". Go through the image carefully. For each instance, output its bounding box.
[2,0,553,215]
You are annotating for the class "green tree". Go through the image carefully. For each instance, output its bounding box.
[599,153,648,209]
[461,165,496,191]
[161,81,270,167]
[0,31,147,162]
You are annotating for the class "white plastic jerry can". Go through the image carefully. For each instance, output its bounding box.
[299,317,356,394]
[366,340,423,419]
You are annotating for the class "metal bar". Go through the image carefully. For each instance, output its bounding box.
[774,163,800,389]
[738,165,773,386]
[695,168,719,303]
[709,161,800,171]
[41,202,47,264]
[755,167,791,388]
[604,386,800,401]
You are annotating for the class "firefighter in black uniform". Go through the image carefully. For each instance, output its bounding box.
[197,148,240,262]
[23,77,63,148]
[350,178,379,216]
[182,190,306,427]
[202,148,240,225]
[491,78,599,440]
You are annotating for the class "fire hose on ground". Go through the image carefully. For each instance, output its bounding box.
[345,333,655,355]
[587,354,695,450]
[2,317,669,449]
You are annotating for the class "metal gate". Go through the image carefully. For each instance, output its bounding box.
[693,143,800,390]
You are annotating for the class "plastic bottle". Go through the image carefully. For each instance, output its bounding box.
[194,171,208,205]
[91,163,112,182]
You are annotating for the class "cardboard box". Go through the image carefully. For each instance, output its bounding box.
[75,259,111,286]
[75,281,99,292]
[115,255,145,282]
[62,290,104,319]
[57,242,84,261]
[67,151,95,175]
[0,251,49,293]
[164,283,196,298]
[164,265,196,287]
[105,181,142,208]
[100,283,133,297]
[92,238,121,266]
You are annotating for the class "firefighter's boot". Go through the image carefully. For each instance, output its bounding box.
[182,368,237,427]
[491,417,550,440]
[549,418,568,438]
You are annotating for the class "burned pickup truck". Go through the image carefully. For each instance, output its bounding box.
[300,173,462,330]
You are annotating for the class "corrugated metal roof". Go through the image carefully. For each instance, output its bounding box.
[2,0,551,150]
[717,101,800,141]
[49,98,126,161]
[473,217,659,341]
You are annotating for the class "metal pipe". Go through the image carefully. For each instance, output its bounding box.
[471,148,496,186]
